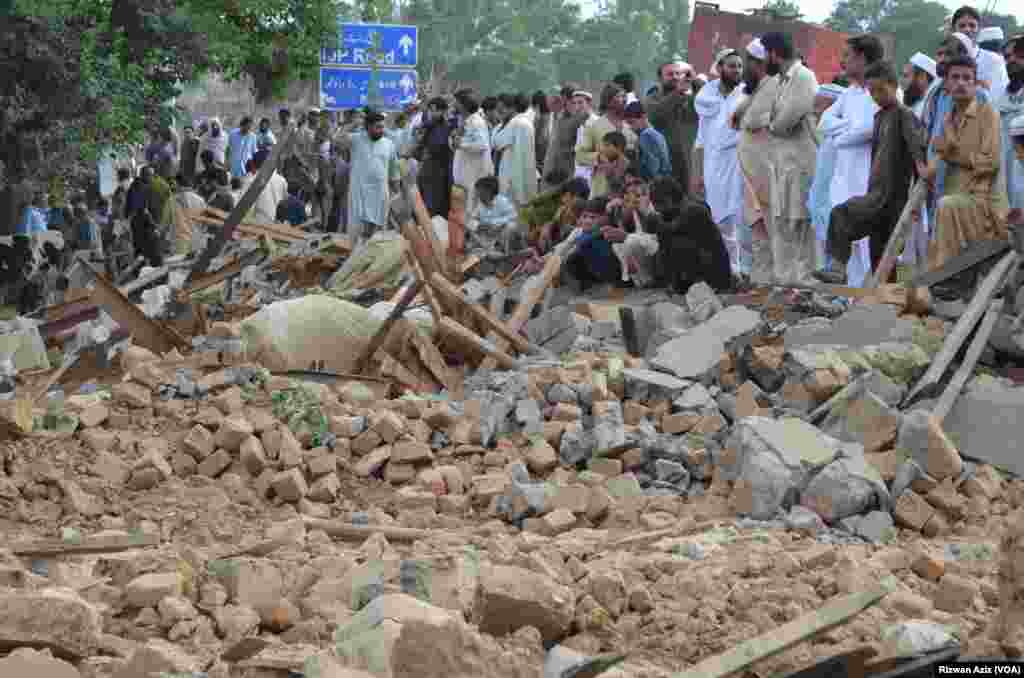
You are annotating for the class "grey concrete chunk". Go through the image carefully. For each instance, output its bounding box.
[622,368,691,401]
[944,375,1024,476]
[785,304,919,350]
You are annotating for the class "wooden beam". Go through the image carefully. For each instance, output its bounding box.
[88,271,187,354]
[302,518,430,542]
[869,180,926,288]
[481,253,563,369]
[11,531,161,557]
[438,316,518,370]
[406,250,443,330]
[671,586,892,678]
[933,298,1004,423]
[353,280,423,374]
[904,251,1018,406]
[428,272,532,355]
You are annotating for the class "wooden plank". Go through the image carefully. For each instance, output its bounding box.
[88,272,187,354]
[353,280,423,374]
[11,532,161,556]
[481,253,563,369]
[911,240,1010,288]
[406,250,443,330]
[671,586,892,678]
[428,272,532,355]
[869,179,926,288]
[438,316,518,370]
[408,329,454,393]
[933,298,1004,424]
[302,519,430,542]
[904,251,1018,406]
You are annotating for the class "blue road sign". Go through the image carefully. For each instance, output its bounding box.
[319,67,418,112]
[323,22,417,68]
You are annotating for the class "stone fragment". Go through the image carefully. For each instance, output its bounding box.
[474,564,574,643]
[392,440,434,465]
[309,473,341,502]
[214,415,253,451]
[272,468,309,502]
[239,435,267,475]
[197,449,233,478]
[0,589,101,659]
[894,490,934,531]
[354,446,391,477]
[542,508,578,535]
[125,572,182,608]
[183,424,215,460]
[800,457,889,523]
[934,574,978,613]
[526,439,558,474]
[113,382,151,408]
[0,649,82,678]
[897,411,962,481]
[112,640,200,678]
[912,554,945,581]
[622,368,690,402]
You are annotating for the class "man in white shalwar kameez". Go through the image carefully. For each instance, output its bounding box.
[952,7,1009,95]
[452,90,494,214]
[336,112,400,242]
[694,48,749,274]
[822,35,884,287]
[492,97,538,208]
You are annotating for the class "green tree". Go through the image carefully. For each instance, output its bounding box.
[760,0,802,19]
[826,0,950,71]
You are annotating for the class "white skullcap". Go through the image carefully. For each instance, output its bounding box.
[572,90,593,100]
[715,47,739,65]
[696,74,708,83]
[817,83,846,100]
[952,32,976,55]
[747,38,766,61]
[978,27,1004,43]
[910,52,937,79]
[1010,113,1024,138]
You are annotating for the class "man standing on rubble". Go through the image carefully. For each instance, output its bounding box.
[761,31,819,285]
[998,34,1024,226]
[645,60,699,194]
[337,111,401,242]
[733,38,780,286]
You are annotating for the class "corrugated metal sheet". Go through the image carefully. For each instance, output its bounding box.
[687,6,895,85]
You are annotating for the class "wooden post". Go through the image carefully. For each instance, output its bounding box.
[353,280,423,374]
[186,125,300,282]
[428,272,533,355]
[480,253,563,370]
[437,317,519,370]
[869,180,926,288]
[904,250,1018,405]
[933,298,1003,423]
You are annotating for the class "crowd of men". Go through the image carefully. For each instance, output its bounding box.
[11,4,1024,304]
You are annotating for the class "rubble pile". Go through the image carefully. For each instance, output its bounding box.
[1,191,1021,676]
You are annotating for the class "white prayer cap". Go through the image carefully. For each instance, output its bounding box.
[951,31,976,55]
[1010,113,1024,138]
[714,47,739,65]
[978,27,1004,43]
[747,38,767,61]
[817,83,846,100]
[910,53,937,79]
[572,90,593,100]
[696,74,708,83]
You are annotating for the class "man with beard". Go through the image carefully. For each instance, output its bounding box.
[903,53,937,119]
[951,5,1008,94]
[337,111,401,242]
[922,55,1007,291]
[823,61,927,283]
[732,38,780,285]
[415,97,455,217]
[694,48,749,274]
[645,60,699,194]
[997,34,1024,225]
[761,31,819,285]
[541,85,585,190]
[227,116,259,180]
[576,84,637,198]
[816,34,885,286]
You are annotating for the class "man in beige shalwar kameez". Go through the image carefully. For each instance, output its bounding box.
[924,54,1009,289]
[761,32,819,285]
[734,38,780,285]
